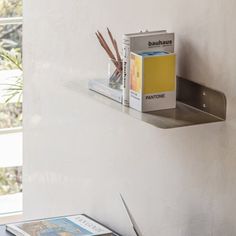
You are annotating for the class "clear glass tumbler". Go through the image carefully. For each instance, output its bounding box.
[108,58,122,89]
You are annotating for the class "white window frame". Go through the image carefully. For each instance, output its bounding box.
[0,17,22,25]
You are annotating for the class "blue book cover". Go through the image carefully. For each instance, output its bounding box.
[7,215,112,236]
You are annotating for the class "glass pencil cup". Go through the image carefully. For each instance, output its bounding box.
[108,58,122,89]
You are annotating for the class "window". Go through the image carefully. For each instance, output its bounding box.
[0,0,22,216]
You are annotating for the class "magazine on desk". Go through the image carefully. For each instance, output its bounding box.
[6,214,114,236]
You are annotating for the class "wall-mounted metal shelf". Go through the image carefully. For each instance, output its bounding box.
[75,77,226,129]
[146,77,227,128]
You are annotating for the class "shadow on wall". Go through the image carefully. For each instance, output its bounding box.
[177,38,225,93]
[178,38,207,85]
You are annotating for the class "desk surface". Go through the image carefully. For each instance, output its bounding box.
[0,226,11,236]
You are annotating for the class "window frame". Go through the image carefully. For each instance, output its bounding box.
[0,17,22,25]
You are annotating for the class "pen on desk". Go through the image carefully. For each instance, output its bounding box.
[120,193,142,236]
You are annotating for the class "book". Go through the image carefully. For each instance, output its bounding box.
[6,214,115,236]
[130,51,176,112]
[122,30,175,107]
[88,79,122,103]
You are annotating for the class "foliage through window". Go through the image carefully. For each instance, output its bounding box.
[0,0,22,198]
[0,166,22,195]
[0,0,22,17]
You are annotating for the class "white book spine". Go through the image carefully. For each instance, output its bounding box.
[122,35,130,106]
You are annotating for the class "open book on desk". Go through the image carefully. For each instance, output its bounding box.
[5,214,121,236]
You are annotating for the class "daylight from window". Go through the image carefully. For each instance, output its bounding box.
[0,0,22,215]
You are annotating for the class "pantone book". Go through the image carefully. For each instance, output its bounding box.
[130,51,176,112]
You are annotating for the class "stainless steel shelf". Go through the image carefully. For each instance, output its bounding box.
[78,77,226,129]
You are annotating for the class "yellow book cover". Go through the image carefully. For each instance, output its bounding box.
[130,51,176,112]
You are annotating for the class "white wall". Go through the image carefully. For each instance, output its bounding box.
[24,0,236,100]
[23,0,236,235]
